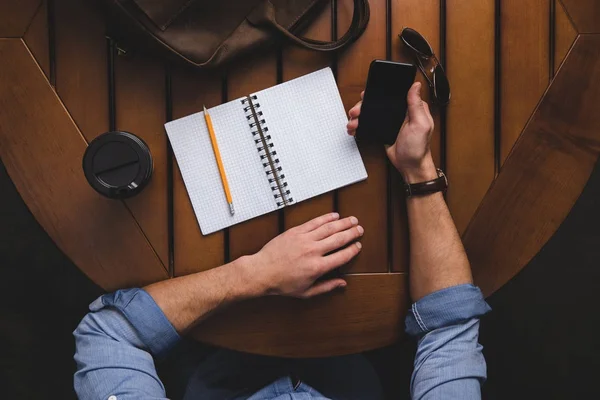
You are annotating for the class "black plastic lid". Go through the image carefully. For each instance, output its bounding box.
[82,131,153,199]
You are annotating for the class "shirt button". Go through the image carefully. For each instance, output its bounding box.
[108,396,117,400]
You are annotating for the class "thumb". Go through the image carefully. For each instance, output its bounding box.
[407,82,427,122]
[299,279,346,298]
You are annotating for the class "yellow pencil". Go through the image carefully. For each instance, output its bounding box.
[203,105,234,215]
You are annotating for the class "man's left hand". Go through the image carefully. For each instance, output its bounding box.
[243,213,364,299]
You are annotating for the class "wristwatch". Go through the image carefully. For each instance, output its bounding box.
[404,168,448,197]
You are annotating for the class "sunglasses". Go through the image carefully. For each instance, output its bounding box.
[399,27,451,105]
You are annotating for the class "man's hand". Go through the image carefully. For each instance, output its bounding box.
[346,82,437,183]
[244,213,363,299]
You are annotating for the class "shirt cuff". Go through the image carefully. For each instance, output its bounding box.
[405,284,491,338]
[89,288,180,358]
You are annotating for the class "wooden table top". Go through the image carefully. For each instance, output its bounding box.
[1,0,600,357]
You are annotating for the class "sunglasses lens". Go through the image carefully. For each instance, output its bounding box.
[433,65,451,104]
[402,28,433,57]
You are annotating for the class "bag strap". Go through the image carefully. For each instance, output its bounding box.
[247,0,370,52]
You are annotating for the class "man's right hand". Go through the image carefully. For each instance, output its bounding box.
[242,213,364,299]
[347,82,437,183]
[385,82,437,183]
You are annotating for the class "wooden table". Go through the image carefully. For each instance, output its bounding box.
[2,0,600,357]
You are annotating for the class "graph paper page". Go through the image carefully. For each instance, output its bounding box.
[165,100,276,235]
[253,68,367,205]
[165,67,367,235]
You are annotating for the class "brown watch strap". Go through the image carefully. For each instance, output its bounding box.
[404,169,448,197]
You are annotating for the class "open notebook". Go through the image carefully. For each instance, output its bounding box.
[165,68,367,235]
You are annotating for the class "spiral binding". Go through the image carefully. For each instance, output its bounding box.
[241,95,293,208]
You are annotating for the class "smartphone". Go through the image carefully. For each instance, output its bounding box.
[356,60,417,145]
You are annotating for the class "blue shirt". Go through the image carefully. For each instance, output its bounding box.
[74,284,490,399]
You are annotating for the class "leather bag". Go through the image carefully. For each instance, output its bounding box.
[103,0,370,68]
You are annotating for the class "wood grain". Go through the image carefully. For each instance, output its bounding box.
[23,0,49,79]
[336,0,388,273]
[0,0,42,37]
[192,273,408,357]
[445,0,495,234]
[560,0,600,33]
[389,0,441,272]
[464,35,600,297]
[555,0,578,75]
[54,0,108,141]
[500,0,550,164]
[227,56,280,260]
[114,53,168,269]
[171,67,225,275]
[0,39,167,290]
[282,2,334,230]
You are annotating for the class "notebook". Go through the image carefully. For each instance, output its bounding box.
[165,67,368,235]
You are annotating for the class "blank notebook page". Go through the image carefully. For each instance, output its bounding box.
[165,67,367,235]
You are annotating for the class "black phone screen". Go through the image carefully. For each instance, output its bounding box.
[356,60,417,145]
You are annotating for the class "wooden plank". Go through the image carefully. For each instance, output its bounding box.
[282,4,334,229]
[193,273,408,357]
[227,56,280,260]
[390,0,441,272]
[464,36,600,297]
[0,0,41,37]
[0,39,167,291]
[23,0,49,79]
[555,0,578,74]
[114,52,168,269]
[391,0,442,167]
[54,0,108,141]
[445,0,495,234]
[336,0,388,273]
[500,0,550,164]
[389,177,409,273]
[560,0,600,33]
[171,67,225,276]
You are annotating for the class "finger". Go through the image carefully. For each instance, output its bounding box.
[422,101,431,114]
[321,242,362,272]
[348,101,362,119]
[386,144,396,163]
[297,279,347,299]
[318,225,364,253]
[361,91,364,100]
[296,212,340,233]
[346,118,359,132]
[407,82,430,124]
[423,102,435,128]
[422,101,434,123]
[311,216,359,241]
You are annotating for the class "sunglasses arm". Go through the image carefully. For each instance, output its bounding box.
[415,57,435,88]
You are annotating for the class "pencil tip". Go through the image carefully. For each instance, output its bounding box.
[203,105,207,113]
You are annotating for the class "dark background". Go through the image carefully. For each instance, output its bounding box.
[1,157,599,399]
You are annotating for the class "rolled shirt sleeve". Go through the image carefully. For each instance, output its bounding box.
[74,288,180,400]
[405,284,491,400]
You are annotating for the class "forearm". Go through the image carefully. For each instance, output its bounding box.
[403,157,473,301]
[145,256,261,334]
[402,158,489,400]
[74,211,363,398]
